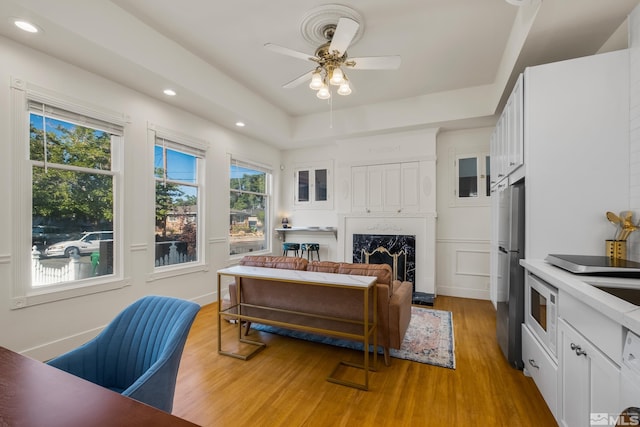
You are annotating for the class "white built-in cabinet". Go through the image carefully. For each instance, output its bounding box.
[351,162,419,213]
[558,318,620,427]
[490,73,523,188]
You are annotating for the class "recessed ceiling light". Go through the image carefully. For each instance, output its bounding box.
[235,121,246,127]
[14,20,39,33]
[163,89,176,96]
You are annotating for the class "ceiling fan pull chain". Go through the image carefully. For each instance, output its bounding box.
[329,93,333,129]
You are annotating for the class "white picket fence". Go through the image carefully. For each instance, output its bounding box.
[155,242,196,266]
[31,247,85,286]
[33,243,194,285]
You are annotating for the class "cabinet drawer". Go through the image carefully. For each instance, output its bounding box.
[522,324,558,419]
[559,291,622,363]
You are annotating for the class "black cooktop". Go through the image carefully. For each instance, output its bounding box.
[545,254,640,277]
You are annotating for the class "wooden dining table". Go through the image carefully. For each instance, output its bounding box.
[0,346,199,426]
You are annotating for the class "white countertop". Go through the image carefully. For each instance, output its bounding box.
[521,259,640,335]
[217,265,377,288]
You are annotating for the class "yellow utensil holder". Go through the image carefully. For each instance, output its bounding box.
[606,240,627,260]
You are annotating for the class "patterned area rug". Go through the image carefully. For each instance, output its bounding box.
[251,306,456,369]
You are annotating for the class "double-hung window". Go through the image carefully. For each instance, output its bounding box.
[229,159,271,256]
[153,131,205,269]
[11,80,126,308]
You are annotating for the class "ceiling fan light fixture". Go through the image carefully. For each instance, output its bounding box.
[329,67,344,85]
[309,71,323,90]
[337,80,351,96]
[266,10,399,107]
[317,84,331,99]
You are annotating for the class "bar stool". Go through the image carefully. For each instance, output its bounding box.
[301,243,320,261]
[282,242,300,257]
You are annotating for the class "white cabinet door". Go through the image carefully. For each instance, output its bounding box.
[490,130,498,188]
[351,166,368,212]
[351,162,420,213]
[495,115,506,183]
[522,324,558,419]
[558,319,621,427]
[367,165,384,212]
[401,162,420,212]
[490,73,524,189]
[506,74,524,174]
[383,163,401,212]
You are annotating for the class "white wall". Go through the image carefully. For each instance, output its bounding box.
[0,35,281,359]
[435,128,492,300]
[629,6,640,260]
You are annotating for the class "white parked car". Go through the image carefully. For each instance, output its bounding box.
[45,231,113,257]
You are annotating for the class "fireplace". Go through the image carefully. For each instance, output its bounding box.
[352,234,415,285]
[339,213,436,305]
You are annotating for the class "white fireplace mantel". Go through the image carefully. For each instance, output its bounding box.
[337,213,436,295]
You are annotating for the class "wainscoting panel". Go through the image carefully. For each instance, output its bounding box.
[436,239,490,300]
[455,249,490,277]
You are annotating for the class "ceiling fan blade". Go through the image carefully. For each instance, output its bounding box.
[329,17,359,56]
[264,43,316,62]
[282,70,314,89]
[348,56,402,70]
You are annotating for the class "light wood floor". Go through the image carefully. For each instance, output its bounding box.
[172,296,557,427]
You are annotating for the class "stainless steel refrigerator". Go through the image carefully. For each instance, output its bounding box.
[496,179,525,369]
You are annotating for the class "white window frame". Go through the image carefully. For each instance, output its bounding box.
[293,161,333,210]
[229,156,272,259]
[452,151,491,207]
[10,78,128,309]
[147,125,208,281]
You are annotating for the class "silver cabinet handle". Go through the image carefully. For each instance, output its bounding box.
[570,343,578,351]
[528,359,539,369]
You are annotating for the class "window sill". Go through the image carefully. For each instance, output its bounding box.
[11,277,131,309]
[147,262,209,282]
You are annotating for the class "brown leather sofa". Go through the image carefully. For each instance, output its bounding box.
[227,255,413,365]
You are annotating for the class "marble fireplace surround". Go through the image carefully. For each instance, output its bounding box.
[353,234,415,285]
[337,213,436,295]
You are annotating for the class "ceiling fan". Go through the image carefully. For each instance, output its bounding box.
[265,17,401,100]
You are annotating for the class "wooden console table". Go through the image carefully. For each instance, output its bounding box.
[0,346,198,427]
[217,265,377,390]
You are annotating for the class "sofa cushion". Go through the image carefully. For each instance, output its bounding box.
[239,255,308,270]
[337,262,393,287]
[306,261,340,273]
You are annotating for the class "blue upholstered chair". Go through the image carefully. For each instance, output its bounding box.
[47,295,200,413]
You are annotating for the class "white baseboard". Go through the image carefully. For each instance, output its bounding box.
[437,286,490,301]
